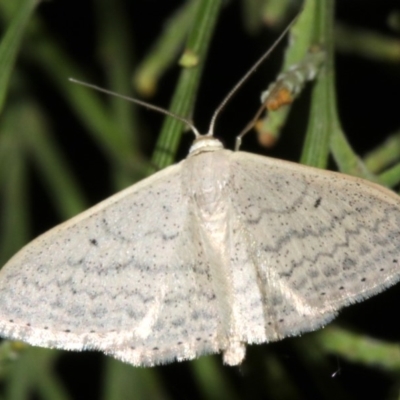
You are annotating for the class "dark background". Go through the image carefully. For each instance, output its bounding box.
[2,0,400,399]
[33,0,400,205]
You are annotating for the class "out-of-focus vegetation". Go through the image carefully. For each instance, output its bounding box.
[1,0,400,399]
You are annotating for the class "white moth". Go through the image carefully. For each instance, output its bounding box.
[1,23,400,367]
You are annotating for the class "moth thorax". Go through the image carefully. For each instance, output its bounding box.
[188,137,224,156]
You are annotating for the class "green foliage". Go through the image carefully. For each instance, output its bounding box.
[1,0,400,399]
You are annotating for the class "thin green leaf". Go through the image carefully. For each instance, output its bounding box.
[316,327,400,372]
[191,357,239,400]
[22,101,88,218]
[0,0,39,113]
[364,131,400,174]
[336,23,400,63]
[102,358,170,400]
[0,108,29,265]
[300,0,333,168]
[257,0,323,148]
[133,0,199,97]
[23,29,141,174]
[150,0,224,171]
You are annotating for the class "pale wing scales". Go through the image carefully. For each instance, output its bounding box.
[229,151,400,340]
[0,163,221,366]
[3,141,400,366]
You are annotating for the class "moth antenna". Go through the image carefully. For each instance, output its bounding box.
[206,11,301,138]
[234,101,267,151]
[68,78,201,138]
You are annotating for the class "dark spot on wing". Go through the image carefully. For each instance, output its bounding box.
[314,197,322,208]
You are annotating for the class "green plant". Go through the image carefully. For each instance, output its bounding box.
[1,0,400,399]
